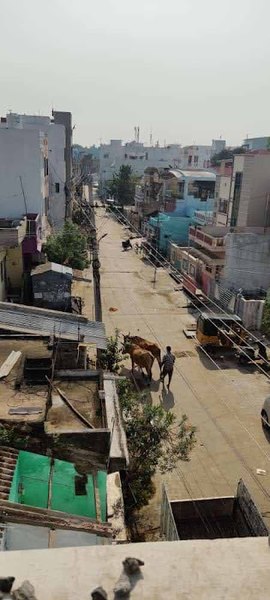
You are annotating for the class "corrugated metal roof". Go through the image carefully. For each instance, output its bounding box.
[0,302,107,349]
[168,169,216,180]
[31,262,73,277]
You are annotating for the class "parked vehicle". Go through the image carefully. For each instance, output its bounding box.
[196,312,247,350]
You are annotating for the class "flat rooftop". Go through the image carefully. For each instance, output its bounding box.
[45,379,102,434]
[0,538,269,599]
[0,336,52,423]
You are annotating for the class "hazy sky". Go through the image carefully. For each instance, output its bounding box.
[1,0,269,147]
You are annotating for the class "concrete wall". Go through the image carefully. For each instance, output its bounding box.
[32,271,72,311]
[234,295,265,330]
[223,232,270,291]
[52,111,72,218]
[6,245,23,289]
[229,153,270,227]
[0,249,6,301]
[0,128,47,218]
[0,538,270,599]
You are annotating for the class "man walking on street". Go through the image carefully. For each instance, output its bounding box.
[160,346,175,390]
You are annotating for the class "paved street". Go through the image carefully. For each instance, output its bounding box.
[96,207,270,533]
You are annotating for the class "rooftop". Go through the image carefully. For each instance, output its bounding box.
[0,335,52,423]
[31,262,73,277]
[168,169,216,180]
[45,378,103,434]
[0,302,106,348]
[0,537,269,599]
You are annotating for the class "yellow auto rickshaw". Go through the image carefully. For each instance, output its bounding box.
[196,312,246,349]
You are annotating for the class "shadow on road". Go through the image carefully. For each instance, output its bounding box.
[261,421,270,444]
[160,386,175,410]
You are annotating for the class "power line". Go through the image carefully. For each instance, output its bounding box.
[103,202,270,359]
[101,207,270,507]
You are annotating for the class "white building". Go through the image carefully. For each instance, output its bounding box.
[1,113,66,229]
[99,139,182,188]
[0,127,48,236]
[181,140,224,170]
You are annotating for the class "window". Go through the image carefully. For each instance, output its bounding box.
[194,155,199,166]
[231,172,243,227]
[178,181,185,199]
[75,475,87,496]
[188,155,192,165]
[0,261,4,282]
[219,199,229,214]
[55,183,60,193]
[103,153,109,158]
[44,157,48,176]
[188,180,215,200]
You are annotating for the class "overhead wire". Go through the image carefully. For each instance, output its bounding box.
[105,202,270,364]
[99,204,270,515]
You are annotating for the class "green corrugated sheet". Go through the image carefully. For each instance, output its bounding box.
[9,451,107,521]
[51,459,96,519]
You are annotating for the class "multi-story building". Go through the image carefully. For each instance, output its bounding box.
[213,151,270,228]
[243,136,270,151]
[0,126,48,228]
[143,169,216,253]
[52,110,73,219]
[0,112,68,230]
[99,139,182,189]
[214,159,233,226]
[181,140,225,170]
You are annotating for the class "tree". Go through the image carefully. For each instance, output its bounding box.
[117,379,196,519]
[98,329,125,372]
[211,146,246,166]
[262,294,270,335]
[44,221,90,270]
[107,165,136,205]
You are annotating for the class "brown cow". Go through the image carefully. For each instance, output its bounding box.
[123,341,154,383]
[123,334,161,369]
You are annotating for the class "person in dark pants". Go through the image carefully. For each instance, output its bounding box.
[160,346,175,389]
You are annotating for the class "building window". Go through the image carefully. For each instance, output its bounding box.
[231,172,243,227]
[0,261,4,282]
[75,475,87,496]
[178,181,185,199]
[188,180,215,199]
[44,157,48,176]
[194,156,199,166]
[103,153,109,158]
[188,155,192,165]
[55,183,60,193]
[219,199,229,214]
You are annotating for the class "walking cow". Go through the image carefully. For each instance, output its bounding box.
[122,341,154,384]
[123,334,161,369]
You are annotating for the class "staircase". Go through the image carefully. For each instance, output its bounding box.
[0,447,19,500]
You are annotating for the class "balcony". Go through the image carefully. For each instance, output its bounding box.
[193,211,214,226]
[189,226,227,253]
[0,217,27,248]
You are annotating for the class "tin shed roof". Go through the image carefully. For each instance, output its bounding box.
[0,302,107,349]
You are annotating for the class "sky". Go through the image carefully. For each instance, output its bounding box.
[0,0,270,147]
